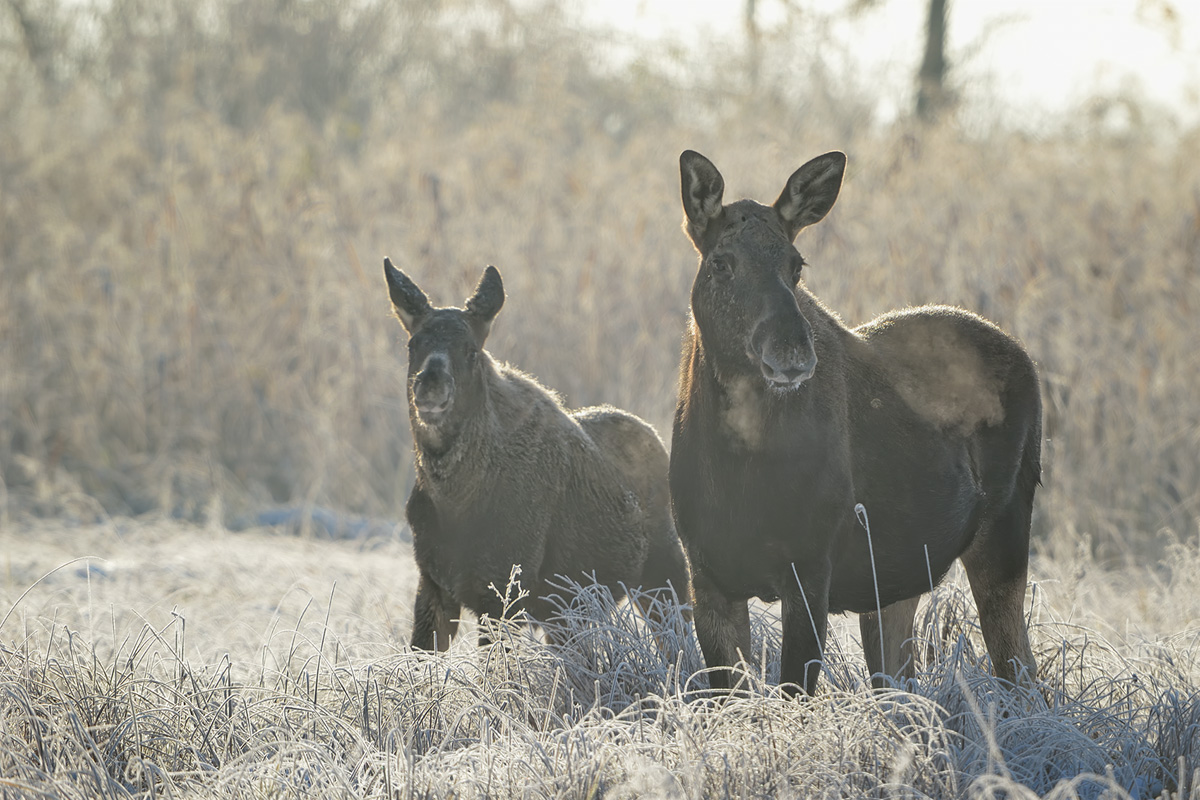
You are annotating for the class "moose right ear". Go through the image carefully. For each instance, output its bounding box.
[465,265,504,341]
[774,151,846,241]
[383,257,431,334]
[680,150,725,250]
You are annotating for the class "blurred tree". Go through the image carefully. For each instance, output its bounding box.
[1136,0,1182,48]
[837,0,952,122]
[916,0,949,121]
[5,0,49,85]
[745,0,761,89]
[3,0,75,91]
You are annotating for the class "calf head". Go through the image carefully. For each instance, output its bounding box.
[384,258,503,434]
[680,150,845,390]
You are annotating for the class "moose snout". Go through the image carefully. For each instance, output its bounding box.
[412,364,454,424]
[751,317,817,389]
[759,350,817,387]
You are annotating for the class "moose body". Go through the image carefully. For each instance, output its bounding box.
[384,259,689,650]
[670,151,1040,695]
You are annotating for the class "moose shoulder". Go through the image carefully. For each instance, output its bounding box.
[670,151,1041,696]
[383,259,690,651]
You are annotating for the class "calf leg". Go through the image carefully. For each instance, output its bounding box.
[639,532,692,606]
[635,534,694,653]
[859,595,920,689]
[523,589,570,647]
[692,571,751,691]
[635,590,691,660]
[961,505,1037,687]
[474,588,526,648]
[410,572,460,652]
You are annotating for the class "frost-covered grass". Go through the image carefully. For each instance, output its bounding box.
[3,519,1200,798]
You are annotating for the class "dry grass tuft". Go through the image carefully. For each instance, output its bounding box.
[3,521,1200,798]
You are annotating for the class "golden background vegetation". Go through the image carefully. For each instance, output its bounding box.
[1,0,1197,562]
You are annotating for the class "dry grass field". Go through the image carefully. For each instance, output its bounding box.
[2,1,1199,796]
[5,519,1200,798]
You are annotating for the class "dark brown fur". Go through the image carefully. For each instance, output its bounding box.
[670,151,1040,695]
[383,259,690,650]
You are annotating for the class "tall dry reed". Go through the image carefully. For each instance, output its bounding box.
[0,0,1196,560]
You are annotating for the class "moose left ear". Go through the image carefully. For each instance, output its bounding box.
[774,151,846,241]
[680,150,726,250]
[465,265,504,339]
[384,257,431,334]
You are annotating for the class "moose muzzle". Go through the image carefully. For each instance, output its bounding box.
[412,356,454,424]
[750,311,817,389]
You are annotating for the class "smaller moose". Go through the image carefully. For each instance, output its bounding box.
[384,258,690,650]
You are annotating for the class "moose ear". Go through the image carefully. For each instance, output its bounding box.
[383,257,431,334]
[680,150,725,249]
[773,151,846,241]
[465,265,504,340]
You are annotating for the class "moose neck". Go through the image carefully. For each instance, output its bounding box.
[682,298,849,454]
[681,324,778,453]
[410,370,494,486]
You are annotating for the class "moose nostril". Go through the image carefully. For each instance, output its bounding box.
[781,366,806,381]
[760,354,816,386]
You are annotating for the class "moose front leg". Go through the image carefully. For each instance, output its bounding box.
[410,572,460,652]
[692,571,752,692]
[781,566,830,696]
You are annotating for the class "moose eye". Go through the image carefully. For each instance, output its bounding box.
[466,346,478,364]
[789,256,806,283]
[709,256,732,278]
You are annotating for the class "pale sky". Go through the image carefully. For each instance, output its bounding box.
[572,0,1200,128]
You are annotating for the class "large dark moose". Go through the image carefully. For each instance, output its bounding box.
[384,258,690,651]
[669,151,1041,696]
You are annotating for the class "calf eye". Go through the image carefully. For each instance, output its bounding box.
[710,256,732,278]
[790,257,806,283]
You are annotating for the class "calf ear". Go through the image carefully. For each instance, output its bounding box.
[774,151,846,240]
[384,257,430,334]
[465,265,504,340]
[680,150,725,249]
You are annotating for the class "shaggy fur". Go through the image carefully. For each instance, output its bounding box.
[384,259,690,650]
[670,152,1040,695]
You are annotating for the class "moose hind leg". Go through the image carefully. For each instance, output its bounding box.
[691,571,752,692]
[410,572,461,652]
[859,595,920,689]
[635,587,692,661]
[961,505,1037,686]
[635,534,694,645]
